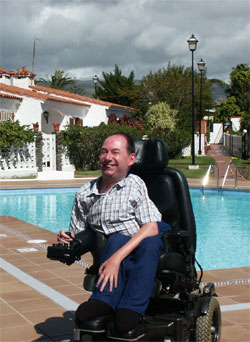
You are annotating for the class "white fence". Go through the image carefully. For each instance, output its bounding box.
[224,133,248,158]
[0,133,74,178]
[181,134,206,157]
[0,142,37,178]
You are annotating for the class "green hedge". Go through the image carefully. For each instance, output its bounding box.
[0,120,35,149]
[61,125,143,170]
[61,124,191,170]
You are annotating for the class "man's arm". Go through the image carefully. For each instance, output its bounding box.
[97,222,158,292]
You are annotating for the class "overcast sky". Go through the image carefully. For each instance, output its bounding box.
[1,0,249,83]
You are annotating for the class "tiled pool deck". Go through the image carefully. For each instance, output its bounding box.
[0,178,249,341]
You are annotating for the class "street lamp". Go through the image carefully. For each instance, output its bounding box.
[187,34,198,165]
[93,75,99,97]
[197,58,206,155]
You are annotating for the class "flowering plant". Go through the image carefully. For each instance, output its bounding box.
[52,123,60,128]
[33,122,39,131]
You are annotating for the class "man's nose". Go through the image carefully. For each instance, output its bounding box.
[104,151,112,160]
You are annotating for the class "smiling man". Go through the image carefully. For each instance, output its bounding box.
[57,133,171,337]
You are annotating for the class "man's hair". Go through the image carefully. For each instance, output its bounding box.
[108,133,135,154]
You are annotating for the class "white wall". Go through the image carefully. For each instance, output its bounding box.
[230,117,241,132]
[210,123,223,143]
[83,103,109,126]
[0,98,22,122]
[11,77,34,89]
[182,134,206,157]
[14,97,44,128]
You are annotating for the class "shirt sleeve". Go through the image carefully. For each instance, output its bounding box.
[69,192,88,234]
[133,178,162,225]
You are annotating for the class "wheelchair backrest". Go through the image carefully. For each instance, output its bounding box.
[130,138,197,253]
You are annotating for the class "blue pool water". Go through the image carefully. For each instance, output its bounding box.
[0,187,249,271]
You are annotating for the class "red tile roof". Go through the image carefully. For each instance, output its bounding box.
[0,83,47,100]
[30,85,134,110]
[0,83,90,107]
[0,93,23,101]
[0,67,10,74]
[47,94,90,107]
[0,66,36,77]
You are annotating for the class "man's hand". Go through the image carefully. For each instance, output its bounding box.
[96,222,158,293]
[57,229,75,244]
[96,255,121,292]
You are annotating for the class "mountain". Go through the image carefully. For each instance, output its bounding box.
[211,82,228,105]
[75,80,96,97]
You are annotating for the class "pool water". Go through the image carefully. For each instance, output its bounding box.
[0,187,249,271]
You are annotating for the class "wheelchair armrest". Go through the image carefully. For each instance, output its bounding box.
[163,229,190,238]
[162,230,193,257]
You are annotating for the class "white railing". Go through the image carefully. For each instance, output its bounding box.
[221,162,232,192]
[201,162,219,194]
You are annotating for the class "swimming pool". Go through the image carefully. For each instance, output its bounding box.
[0,187,249,271]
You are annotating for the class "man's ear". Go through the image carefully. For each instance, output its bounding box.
[128,153,136,167]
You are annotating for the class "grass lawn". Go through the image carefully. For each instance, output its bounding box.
[231,157,250,180]
[168,156,214,166]
[168,156,214,178]
[74,157,214,179]
[170,165,208,178]
[75,170,101,177]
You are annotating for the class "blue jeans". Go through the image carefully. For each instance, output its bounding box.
[90,221,171,315]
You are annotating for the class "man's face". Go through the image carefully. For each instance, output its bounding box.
[99,135,135,182]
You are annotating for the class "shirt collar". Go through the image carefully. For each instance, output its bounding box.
[88,175,128,196]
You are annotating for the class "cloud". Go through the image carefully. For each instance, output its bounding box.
[1,0,249,82]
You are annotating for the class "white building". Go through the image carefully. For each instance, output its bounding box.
[0,66,134,133]
[0,66,134,179]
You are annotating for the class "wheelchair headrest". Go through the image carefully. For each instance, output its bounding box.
[130,138,168,174]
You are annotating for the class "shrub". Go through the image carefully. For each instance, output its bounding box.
[61,124,191,170]
[143,128,191,159]
[61,124,143,170]
[0,120,35,150]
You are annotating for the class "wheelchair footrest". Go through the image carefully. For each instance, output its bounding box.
[107,320,147,341]
[75,314,113,333]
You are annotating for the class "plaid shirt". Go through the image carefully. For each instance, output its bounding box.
[70,174,161,236]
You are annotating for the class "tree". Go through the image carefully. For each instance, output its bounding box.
[131,62,214,130]
[215,96,243,125]
[36,70,76,90]
[144,102,177,132]
[240,111,250,132]
[228,64,250,114]
[215,64,250,131]
[95,65,136,106]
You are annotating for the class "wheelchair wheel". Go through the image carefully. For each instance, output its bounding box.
[195,297,221,342]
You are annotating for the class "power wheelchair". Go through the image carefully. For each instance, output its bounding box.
[47,138,221,342]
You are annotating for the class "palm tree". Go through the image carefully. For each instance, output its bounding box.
[36,70,76,90]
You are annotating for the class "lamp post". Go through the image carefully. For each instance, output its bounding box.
[187,34,198,165]
[197,58,206,155]
[93,75,99,98]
